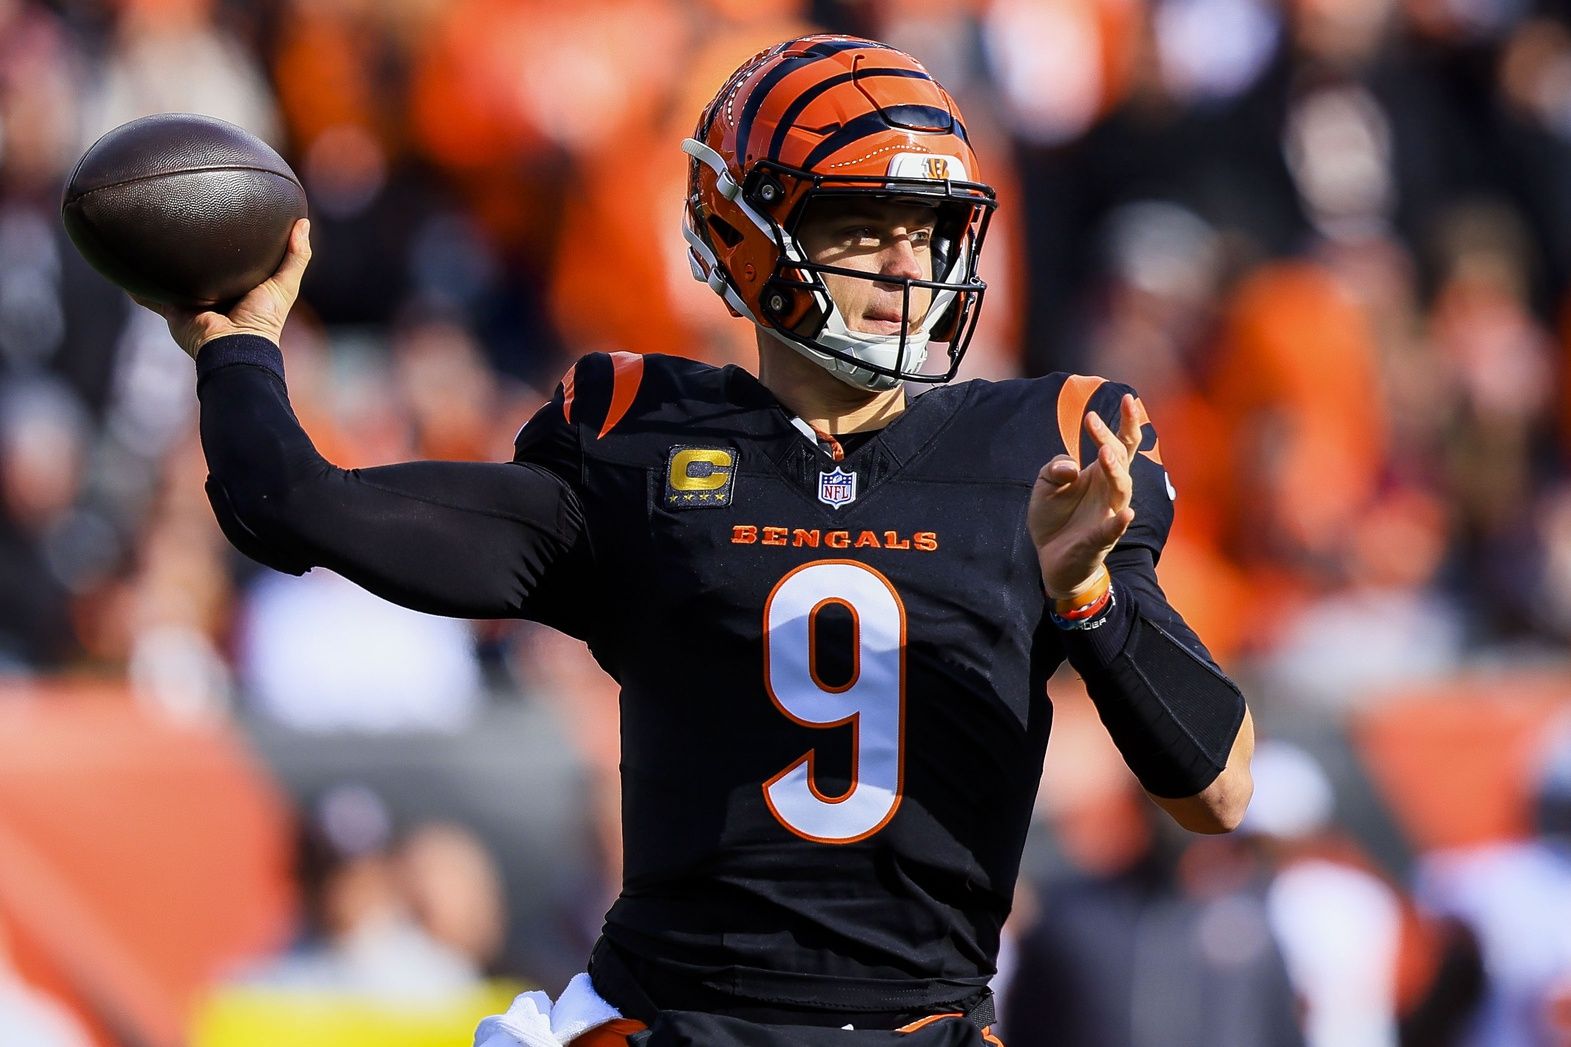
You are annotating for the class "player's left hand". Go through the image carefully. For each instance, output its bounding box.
[1028,393,1143,600]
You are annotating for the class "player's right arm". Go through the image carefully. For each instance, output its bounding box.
[138,220,592,632]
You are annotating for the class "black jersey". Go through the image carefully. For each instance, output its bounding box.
[505,352,1190,1011]
[193,337,1236,1022]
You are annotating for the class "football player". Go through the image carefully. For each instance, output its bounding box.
[137,34,1253,1047]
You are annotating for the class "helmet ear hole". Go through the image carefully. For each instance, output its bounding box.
[706,214,744,249]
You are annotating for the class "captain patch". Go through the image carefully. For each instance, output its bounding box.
[664,446,737,509]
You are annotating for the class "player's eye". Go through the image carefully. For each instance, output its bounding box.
[839,225,880,247]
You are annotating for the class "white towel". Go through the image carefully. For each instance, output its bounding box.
[474,972,625,1047]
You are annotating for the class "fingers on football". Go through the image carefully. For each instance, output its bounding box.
[268,218,312,301]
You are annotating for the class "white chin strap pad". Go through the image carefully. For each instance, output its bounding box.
[763,327,913,392]
[782,239,970,392]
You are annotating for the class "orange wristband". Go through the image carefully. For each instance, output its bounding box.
[1049,568,1115,630]
[1050,567,1110,616]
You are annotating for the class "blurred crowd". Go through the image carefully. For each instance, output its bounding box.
[3,0,1571,1044]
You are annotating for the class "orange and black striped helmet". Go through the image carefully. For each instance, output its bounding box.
[682,35,996,390]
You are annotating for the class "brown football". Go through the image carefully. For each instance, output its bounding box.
[61,113,307,310]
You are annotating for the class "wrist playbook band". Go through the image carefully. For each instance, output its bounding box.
[1049,568,1115,630]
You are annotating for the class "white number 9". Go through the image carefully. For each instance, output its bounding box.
[762,560,906,844]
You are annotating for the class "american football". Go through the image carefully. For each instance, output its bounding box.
[61,112,306,310]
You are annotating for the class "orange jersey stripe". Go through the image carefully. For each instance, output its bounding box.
[982,1025,1006,1046]
[896,1012,965,1033]
[1128,395,1164,465]
[1055,374,1106,465]
[561,361,579,423]
[598,351,645,439]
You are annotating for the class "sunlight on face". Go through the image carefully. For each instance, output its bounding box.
[794,198,939,336]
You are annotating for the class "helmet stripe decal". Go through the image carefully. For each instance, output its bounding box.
[766,68,933,162]
[803,38,895,58]
[734,41,898,170]
[698,41,790,142]
[800,106,968,171]
[736,54,831,169]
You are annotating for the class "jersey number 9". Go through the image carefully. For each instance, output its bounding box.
[762,560,906,844]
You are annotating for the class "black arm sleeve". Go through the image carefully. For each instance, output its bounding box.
[1058,545,1247,798]
[1048,378,1247,798]
[196,335,592,634]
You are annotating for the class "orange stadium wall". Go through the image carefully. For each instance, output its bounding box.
[0,682,295,1047]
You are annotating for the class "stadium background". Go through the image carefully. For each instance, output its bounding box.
[1,0,1569,1044]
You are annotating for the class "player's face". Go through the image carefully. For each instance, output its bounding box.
[795,199,938,336]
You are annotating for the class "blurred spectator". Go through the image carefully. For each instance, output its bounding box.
[1243,740,1483,1047]
[243,783,498,1002]
[1425,201,1557,640]
[0,1,134,417]
[1005,785,1305,1047]
[0,378,97,670]
[1005,681,1303,1047]
[1527,481,1571,641]
[83,0,280,147]
[390,311,520,462]
[1258,487,1465,709]
[1415,722,1571,1047]
[117,435,237,719]
[1208,258,1387,593]
[396,821,509,975]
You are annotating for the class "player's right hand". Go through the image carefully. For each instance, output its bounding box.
[132,218,311,361]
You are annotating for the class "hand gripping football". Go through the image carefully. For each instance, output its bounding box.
[61,112,308,310]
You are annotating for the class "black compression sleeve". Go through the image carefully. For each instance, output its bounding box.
[1058,546,1246,798]
[196,335,590,631]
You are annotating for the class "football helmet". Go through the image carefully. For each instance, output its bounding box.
[683,35,996,391]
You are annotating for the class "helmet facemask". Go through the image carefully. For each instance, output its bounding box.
[759,168,994,390]
[680,34,997,391]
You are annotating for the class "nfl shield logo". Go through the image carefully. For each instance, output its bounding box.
[818,467,858,508]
